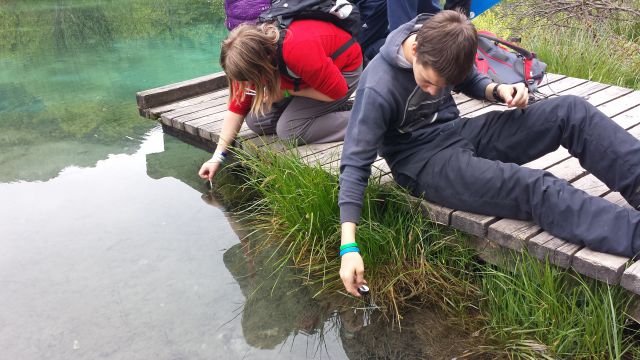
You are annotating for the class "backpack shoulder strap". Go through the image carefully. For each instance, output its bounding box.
[330,37,356,60]
[275,26,302,91]
[478,33,535,60]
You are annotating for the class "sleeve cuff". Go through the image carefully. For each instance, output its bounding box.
[477,78,492,100]
[340,203,362,224]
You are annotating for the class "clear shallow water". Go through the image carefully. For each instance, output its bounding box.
[0,1,475,358]
[0,131,350,359]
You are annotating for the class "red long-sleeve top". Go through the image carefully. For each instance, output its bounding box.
[228,19,363,116]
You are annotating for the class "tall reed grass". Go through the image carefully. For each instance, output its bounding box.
[228,144,480,318]
[480,252,638,359]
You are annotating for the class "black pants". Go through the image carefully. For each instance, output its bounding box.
[409,95,640,258]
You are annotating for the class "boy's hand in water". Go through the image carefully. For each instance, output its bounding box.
[340,252,366,297]
[198,161,222,181]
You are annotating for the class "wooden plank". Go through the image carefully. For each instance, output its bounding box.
[613,102,640,129]
[487,219,541,251]
[169,103,227,125]
[162,96,228,119]
[197,122,219,142]
[450,211,499,237]
[563,81,610,99]
[524,148,571,171]
[537,76,589,96]
[184,116,224,137]
[420,200,454,225]
[603,191,631,207]
[304,145,344,167]
[572,248,629,285]
[169,104,226,130]
[597,90,640,118]
[615,105,640,131]
[620,261,640,295]
[136,71,228,111]
[545,157,587,182]
[528,232,580,268]
[571,174,609,197]
[147,89,229,118]
[238,134,280,151]
[586,85,634,107]
[302,144,344,166]
[458,99,491,116]
[292,142,342,159]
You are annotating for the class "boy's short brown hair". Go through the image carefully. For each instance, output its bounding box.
[415,10,477,85]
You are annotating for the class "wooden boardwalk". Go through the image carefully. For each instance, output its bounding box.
[137,72,640,294]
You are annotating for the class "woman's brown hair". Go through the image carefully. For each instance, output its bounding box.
[220,23,282,115]
[415,10,477,86]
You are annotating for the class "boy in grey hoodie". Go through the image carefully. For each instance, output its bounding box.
[338,11,640,297]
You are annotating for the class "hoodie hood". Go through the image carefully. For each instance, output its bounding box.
[379,13,434,69]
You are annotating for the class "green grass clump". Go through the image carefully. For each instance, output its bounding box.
[231,143,480,319]
[480,252,639,359]
[223,143,640,358]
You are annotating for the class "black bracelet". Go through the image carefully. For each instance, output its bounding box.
[492,84,504,103]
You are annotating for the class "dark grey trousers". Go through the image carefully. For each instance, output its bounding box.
[245,66,362,144]
[407,95,640,258]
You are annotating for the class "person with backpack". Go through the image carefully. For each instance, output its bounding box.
[223,0,271,30]
[198,18,363,181]
[337,11,640,297]
[354,0,473,61]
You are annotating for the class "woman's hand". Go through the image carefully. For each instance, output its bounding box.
[198,161,222,181]
[340,251,366,297]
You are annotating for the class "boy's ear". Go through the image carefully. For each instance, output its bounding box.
[411,41,417,58]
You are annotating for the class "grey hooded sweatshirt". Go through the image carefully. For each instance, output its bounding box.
[338,14,492,224]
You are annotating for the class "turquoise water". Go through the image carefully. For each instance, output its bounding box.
[0,1,353,358]
[0,0,226,182]
[0,1,474,358]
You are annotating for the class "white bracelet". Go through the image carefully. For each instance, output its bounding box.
[206,150,227,164]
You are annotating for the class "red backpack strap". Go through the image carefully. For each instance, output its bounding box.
[478,33,535,60]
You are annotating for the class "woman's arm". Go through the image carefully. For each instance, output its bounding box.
[198,110,245,181]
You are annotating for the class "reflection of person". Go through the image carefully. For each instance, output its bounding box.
[222,243,332,349]
[198,20,363,181]
[338,10,640,296]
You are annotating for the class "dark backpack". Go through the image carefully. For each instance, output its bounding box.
[258,0,361,90]
[475,31,547,92]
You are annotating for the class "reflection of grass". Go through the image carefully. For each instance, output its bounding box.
[223,144,640,358]
[0,100,151,146]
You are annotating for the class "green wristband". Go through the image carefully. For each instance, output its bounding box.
[283,89,291,98]
[340,242,358,251]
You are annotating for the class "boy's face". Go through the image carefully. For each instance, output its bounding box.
[411,41,447,97]
[412,60,447,97]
